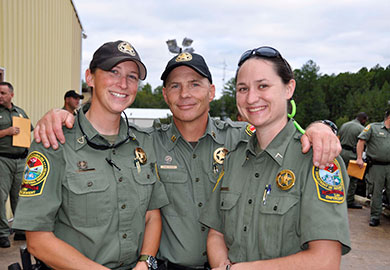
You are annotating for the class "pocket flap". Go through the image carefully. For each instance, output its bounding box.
[220,192,240,210]
[259,195,299,215]
[66,171,109,194]
[158,168,188,183]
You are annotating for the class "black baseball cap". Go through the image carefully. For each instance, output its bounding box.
[89,40,147,80]
[64,90,84,99]
[160,52,212,86]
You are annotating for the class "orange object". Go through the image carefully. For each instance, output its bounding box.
[12,116,31,148]
[347,160,367,180]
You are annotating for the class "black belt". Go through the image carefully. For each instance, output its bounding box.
[371,160,390,166]
[342,145,355,153]
[0,150,28,159]
[167,261,210,270]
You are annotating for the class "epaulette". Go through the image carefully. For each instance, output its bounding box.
[128,122,155,134]
[224,118,247,129]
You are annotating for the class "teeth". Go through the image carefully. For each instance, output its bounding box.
[111,92,126,98]
[249,106,266,112]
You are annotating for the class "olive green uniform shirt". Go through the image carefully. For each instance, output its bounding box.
[339,119,364,163]
[0,104,31,155]
[153,116,250,267]
[200,121,351,262]
[358,122,390,162]
[13,108,169,269]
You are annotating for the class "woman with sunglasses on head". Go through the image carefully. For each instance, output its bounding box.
[12,41,168,270]
[200,47,350,270]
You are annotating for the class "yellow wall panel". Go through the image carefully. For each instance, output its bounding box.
[0,0,83,125]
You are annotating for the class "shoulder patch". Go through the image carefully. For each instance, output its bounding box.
[20,151,50,197]
[312,159,345,203]
[363,125,370,132]
[245,124,256,136]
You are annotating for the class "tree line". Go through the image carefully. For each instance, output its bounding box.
[106,60,390,128]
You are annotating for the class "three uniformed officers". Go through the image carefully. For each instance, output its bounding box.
[12,40,168,269]
[339,112,368,208]
[31,51,341,269]
[0,81,32,248]
[356,109,390,226]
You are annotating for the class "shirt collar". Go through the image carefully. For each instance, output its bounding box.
[165,115,225,151]
[241,120,298,166]
[75,104,132,151]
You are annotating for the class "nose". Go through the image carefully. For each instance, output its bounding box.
[117,75,128,89]
[179,85,191,98]
[246,88,258,104]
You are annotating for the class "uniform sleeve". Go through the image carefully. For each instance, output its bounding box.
[300,156,351,255]
[199,176,224,233]
[147,177,169,210]
[12,142,64,231]
[358,124,371,141]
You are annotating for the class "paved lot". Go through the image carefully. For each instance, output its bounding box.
[1,197,389,269]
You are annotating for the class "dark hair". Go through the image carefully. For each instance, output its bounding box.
[356,112,368,122]
[385,109,390,119]
[235,53,294,85]
[0,81,14,92]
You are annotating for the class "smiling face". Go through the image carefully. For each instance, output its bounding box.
[86,60,139,115]
[236,58,295,132]
[163,65,215,126]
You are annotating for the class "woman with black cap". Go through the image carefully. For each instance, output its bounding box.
[13,40,168,270]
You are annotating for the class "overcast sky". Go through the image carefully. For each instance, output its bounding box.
[73,0,390,98]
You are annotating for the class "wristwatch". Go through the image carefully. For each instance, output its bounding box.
[138,255,158,270]
[320,120,338,135]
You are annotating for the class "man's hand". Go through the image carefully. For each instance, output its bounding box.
[33,109,75,149]
[9,126,20,135]
[301,122,341,169]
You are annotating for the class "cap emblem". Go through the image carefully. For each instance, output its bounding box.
[118,41,136,56]
[175,52,192,62]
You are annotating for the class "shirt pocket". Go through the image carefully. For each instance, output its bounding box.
[220,191,241,246]
[65,171,112,228]
[159,169,190,217]
[258,195,300,259]
[131,167,157,213]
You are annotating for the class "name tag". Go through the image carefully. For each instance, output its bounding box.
[160,165,178,169]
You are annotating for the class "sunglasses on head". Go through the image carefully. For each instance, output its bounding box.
[238,46,292,73]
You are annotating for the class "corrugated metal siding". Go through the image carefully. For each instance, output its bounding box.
[0,0,82,125]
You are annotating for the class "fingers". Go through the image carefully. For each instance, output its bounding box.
[300,134,311,154]
[34,125,41,143]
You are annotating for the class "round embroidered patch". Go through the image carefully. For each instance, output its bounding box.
[20,151,50,197]
[312,159,345,203]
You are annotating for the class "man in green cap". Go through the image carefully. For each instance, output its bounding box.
[339,112,368,208]
[32,52,340,270]
[356,109,390,226]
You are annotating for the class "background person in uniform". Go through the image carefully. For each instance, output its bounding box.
[12,40,168,269]
[339,112,368,208]
[0,81,32,248]
[200,46,350,270]
[63,90,84,114]
[33,52,341,270]
[356,109,390,227]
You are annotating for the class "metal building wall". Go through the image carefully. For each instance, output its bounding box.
[0,0,83,125]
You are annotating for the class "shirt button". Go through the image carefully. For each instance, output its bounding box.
[255,173,260,177]
[273,205,278,211]
[122,233,127,239]
[248,199,252,204]
[201,226,206,231]
[87,181,93,187]
[121,204,126,209]
[243,226,247,231]
[147,174,150,179]
[193,154,197,159]
[112,149,116,155]
[198,202,203,207]
[118,177,123,182]
[195,178,200,182]
[202,251,207,256]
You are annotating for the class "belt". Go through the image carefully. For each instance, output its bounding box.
[167,261,210,270]
[341,145,355,153]
[0,150,28,159]
[371,160,390,166]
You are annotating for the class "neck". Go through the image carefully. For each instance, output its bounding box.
[255,117,288,150]
[85,104,121,135]
[64,104,74,114]
[385,119,390,129]
[173,114,208,142]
